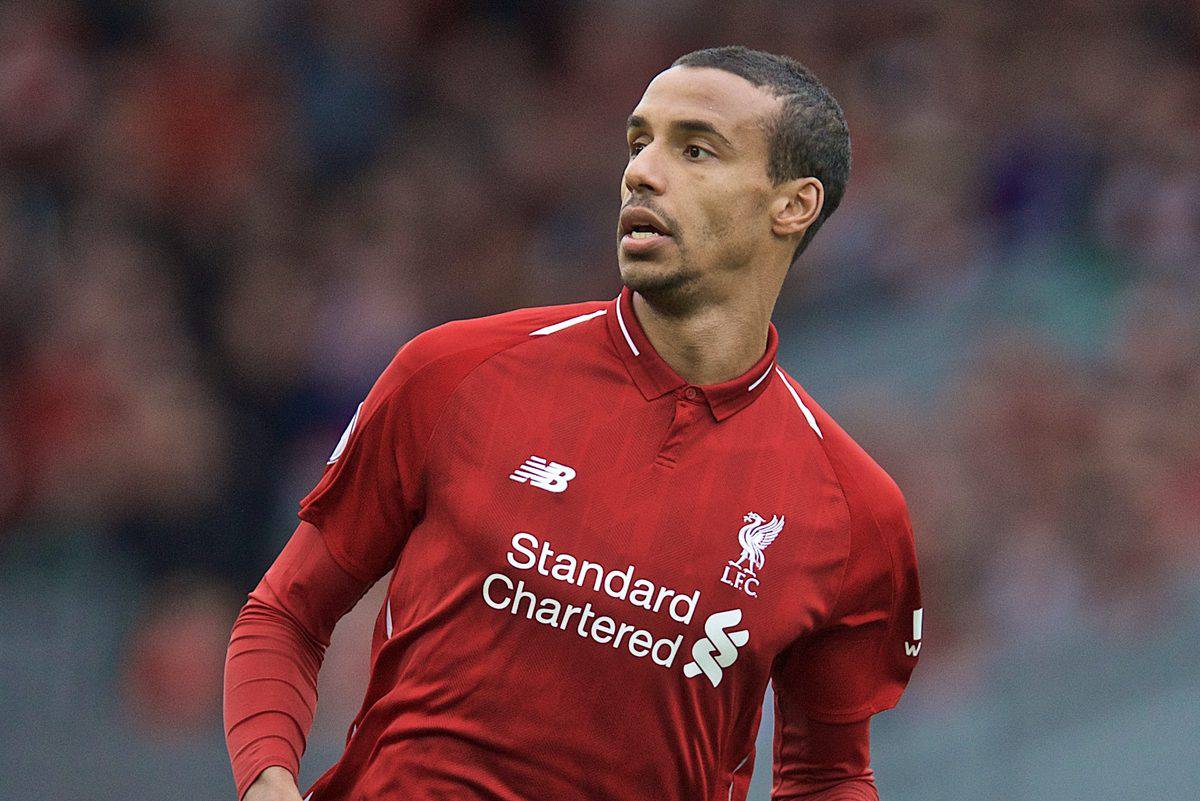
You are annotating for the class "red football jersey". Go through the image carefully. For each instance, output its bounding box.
[295,285,922,800]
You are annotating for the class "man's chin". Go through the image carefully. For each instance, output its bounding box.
[620,259,676,291]
[619,260,702,307]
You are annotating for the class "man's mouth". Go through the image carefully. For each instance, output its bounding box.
[619,206,673,238]
[620,228,673,254]
[619,207,675,254]
[629,225,667,240]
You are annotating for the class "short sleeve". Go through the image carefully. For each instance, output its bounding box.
[772,484,922,725]
[297,339,439,585]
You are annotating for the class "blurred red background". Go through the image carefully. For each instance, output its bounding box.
[1,2,1197,799]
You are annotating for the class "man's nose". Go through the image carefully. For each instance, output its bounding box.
[623,143,666,196]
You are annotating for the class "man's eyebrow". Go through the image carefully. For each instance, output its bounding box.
[674,119,735,149]
[625,115,735,149]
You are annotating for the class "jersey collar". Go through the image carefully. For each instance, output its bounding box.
[605,284,779,421]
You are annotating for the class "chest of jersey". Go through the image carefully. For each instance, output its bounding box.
[408,347,848,691]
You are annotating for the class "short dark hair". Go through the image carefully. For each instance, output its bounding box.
[672,46,850,262]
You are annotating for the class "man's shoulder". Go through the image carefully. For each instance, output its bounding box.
[787,387,916,597]
[404,298,610,370]
[777,372,908,527]
[373,298,610,400]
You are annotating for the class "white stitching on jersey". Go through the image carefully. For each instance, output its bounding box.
[775,366,823,439]
[529,308,608,336]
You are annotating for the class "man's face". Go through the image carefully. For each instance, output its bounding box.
[618,66,782,306]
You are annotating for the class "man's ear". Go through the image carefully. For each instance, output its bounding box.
[770,177,824,239]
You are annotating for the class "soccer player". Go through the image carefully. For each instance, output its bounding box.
[224,45,922,801]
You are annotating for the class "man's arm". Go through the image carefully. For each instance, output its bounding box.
[242,767,302,801]
[223,318,523,797]
[223,521,371,800]
[769,406,923,799]
[769,684,879,800]
[223,317,535,798]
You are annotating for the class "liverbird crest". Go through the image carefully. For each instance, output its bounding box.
[731,512,785,576]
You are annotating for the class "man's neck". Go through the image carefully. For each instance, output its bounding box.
[631,289,773,386]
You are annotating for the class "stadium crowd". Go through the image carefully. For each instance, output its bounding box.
[1,1,1197,798]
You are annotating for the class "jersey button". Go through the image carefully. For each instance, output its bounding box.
[684,387,698,400]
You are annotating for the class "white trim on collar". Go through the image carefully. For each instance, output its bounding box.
[615,294,640,356]
[775,366,823,439]
[529,308,607,336]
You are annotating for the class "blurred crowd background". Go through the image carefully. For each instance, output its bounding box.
[1,1,1198,799]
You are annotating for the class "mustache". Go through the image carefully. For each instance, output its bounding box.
[620,198,681,236]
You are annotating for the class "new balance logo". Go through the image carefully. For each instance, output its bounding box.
[683,609,749,687]
[509,455,576,493]
[904,608,923,657]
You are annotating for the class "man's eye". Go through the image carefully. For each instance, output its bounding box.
[629,142,646,158]
[684,145,711,160]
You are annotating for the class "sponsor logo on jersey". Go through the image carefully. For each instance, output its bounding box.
[905,608,923,657]
[509,455,576,492]
[720,512,784,597]
[682,608,750,687]
[481,531,751,690]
